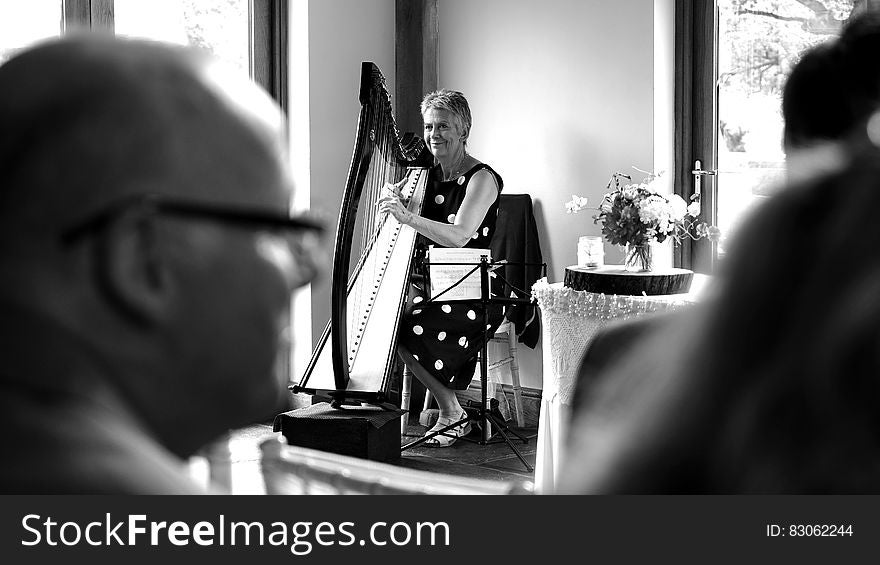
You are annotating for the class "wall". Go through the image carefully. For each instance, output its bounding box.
[439,0,657,389]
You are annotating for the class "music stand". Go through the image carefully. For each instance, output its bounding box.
[400,256,546,472]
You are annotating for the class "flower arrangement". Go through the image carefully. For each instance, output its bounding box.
[566,169,720,271]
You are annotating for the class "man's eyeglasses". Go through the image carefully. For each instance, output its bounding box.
[61,193,326,244]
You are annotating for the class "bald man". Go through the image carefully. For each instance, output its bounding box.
[0,36,322,493]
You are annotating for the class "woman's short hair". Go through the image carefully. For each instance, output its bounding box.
[420,89,472,142]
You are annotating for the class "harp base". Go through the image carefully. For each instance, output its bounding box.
[273,402,403,463]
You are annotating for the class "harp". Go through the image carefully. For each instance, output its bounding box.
[292,62,432,408]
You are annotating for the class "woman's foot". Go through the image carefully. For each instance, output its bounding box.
[424,411,471,447]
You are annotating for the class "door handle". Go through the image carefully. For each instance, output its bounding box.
[691,159,717,196]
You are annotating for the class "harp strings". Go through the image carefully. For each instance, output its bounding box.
[362,105,409,267]
[348,94,408,347]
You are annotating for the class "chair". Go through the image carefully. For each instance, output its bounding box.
[260,437,531,495]
[486,318,526,427]
[478,193,542,430]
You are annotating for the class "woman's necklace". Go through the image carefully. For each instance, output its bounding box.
[441,153,468,181]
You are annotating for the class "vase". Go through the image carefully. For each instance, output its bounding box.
[624,242,653,272]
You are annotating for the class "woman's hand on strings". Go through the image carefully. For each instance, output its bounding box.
[378,180,413,225]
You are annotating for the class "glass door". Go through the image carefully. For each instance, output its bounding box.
[677,0,855,272]
[0,0,63,64]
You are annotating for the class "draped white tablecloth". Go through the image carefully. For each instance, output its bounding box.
[530,278,702,493]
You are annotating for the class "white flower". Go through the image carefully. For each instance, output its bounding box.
[669,194,688,221]
[565,194,590,213]
[644,176,665,194]
[687,201,701,217]
[638,195,672,225]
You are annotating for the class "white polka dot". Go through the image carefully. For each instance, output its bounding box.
[467,310,476,320]
[457,176,465,185]
[482,227,490,237]
[447,214,456,223]
[437,331,447,341]
[434,360,444,370]
[434,195,445,204]
[441,304,452,314]
[487,324,493,330]
[413,296,423,304]
[412,325,423,335]
[413,354,419,361]
[458,337,467,347]
[471,233,478,239]
[413,309,422,315]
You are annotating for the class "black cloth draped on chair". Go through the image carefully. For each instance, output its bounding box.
[490,194,544,348]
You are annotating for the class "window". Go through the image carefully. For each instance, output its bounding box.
[115,0,250,77]
[675,0,855,272]
[0,0,63,65]
[0,0,286,110]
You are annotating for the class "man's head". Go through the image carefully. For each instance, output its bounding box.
[783,11,880,153]
[0,36,320,456]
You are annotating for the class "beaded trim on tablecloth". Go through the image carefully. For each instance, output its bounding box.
[531,278,695,404]
[531,278,695,318]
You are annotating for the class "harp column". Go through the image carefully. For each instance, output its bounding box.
[395,0,439,135]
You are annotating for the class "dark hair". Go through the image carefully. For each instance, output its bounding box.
[783,11,880,150]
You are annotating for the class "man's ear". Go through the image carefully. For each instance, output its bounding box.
[96,213,174,325]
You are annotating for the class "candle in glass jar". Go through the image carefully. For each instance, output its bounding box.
[577,236,604,268]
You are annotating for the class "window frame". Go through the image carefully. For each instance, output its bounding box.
[674,0,719,274]
[63,0,114,33]
[59,0,287,111]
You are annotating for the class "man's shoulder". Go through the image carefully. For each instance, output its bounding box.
[587,311,684,364]
[572,309,693,414]
[0,392,206,494]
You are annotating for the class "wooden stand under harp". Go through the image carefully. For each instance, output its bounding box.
[292,62,432,408]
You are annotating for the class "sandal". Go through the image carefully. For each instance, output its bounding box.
[424,411,471,448]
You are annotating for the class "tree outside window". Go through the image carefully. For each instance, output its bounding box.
[114,0,249,78]
[715,0,857,254]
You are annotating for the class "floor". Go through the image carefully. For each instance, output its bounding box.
[201,414,537,495]
[397,417,537,485]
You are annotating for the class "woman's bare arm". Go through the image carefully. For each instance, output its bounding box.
[377,169,497,247]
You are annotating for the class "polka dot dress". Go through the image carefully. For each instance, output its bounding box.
[399,163,505,390]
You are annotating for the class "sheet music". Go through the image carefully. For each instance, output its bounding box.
[429,247,491,301]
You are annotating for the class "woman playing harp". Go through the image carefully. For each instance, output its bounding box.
[378,89,504,447]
